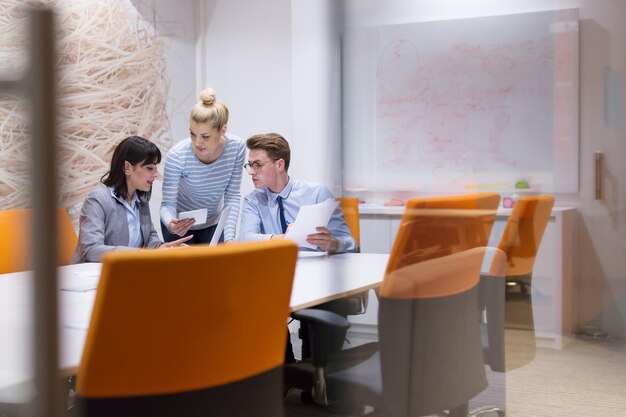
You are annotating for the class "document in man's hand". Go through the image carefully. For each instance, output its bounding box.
[285,198,339,249]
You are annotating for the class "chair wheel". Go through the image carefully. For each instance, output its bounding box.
[300,390,314,404]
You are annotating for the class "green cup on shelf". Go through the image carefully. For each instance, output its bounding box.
[515,179,530,189]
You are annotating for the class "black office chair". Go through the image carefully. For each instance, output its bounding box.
[295,198,366,362]
[475,247,508,417]
[479,248,509,373]
[326,247,492,416]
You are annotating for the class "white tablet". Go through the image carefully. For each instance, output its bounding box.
[179,208,207,224]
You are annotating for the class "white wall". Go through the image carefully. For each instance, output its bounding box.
[573,0,626,337]
[198,0,343,196]
[199,0,293,197]
[291,0,343,193]
[131,0,198,238]
[131,0,198,146]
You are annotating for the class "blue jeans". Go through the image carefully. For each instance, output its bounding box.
[160,222,224,245]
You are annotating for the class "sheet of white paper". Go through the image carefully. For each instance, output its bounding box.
[285,199,339,249]
[179,208,207,224]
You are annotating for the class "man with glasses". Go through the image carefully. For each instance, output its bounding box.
[239,133,357,366]
[239,133,355,254]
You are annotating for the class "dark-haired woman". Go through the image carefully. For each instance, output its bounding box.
[72,136,191,263]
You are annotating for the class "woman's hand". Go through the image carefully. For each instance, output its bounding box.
[168,218,195,236]
[160,235,193,248]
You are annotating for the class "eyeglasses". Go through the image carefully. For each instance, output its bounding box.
[244,159,276,171]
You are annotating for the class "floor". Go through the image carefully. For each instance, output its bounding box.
[283,290,626,417]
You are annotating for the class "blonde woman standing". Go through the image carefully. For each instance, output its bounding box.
[160,88,245,243]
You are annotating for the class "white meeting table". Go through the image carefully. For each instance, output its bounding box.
[0,252,389,401]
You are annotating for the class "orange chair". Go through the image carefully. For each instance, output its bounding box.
[498,194,555,294]
[472,194,555,417]
[387,192,501,273]
[496,194,554,371]
[337,197,360,250]
[336,197,367,312]
[75,240,298,417]
[0,208,77,274]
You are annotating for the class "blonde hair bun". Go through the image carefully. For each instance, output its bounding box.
[190,88,228,128]
[199,88,216,106]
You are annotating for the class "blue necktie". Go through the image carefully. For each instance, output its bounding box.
[277,196,288,233]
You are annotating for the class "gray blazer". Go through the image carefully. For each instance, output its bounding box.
[72,183,162,263]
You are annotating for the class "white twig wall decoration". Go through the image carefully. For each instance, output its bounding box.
[0,0,171,218]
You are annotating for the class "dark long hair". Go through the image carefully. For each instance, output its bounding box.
[101,136,161,199]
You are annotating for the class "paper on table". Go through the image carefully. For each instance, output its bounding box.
[179,208,207,224]
[285,198,339,249]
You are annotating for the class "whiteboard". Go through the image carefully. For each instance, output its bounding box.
[342,9,579,193]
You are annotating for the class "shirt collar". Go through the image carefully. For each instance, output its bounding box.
[108,186,140,208]
[267,177,293,202]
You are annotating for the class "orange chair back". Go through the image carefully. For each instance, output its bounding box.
[386,192,500,273]
[381,246,487,299]
[0,208,77,274]
[497,194,554,276]
[77,240,298,398]
[337,197,360,249]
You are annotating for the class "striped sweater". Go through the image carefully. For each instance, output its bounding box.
[159,133,245,241]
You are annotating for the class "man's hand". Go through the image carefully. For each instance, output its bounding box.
[306,226,339,253]
[168,218,195,236]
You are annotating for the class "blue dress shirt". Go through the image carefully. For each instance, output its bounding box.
[109,186,142,248]
[239,178,356,253]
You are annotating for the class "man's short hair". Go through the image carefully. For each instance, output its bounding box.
[246,133,291,171]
